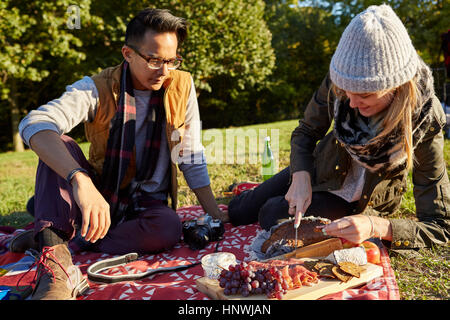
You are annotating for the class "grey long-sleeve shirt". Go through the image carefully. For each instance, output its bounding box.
[19,75,210,201]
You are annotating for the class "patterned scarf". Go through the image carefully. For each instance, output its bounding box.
[333,59,435,173]
[100,61,165,225]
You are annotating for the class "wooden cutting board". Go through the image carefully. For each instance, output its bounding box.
[196,260,383,300]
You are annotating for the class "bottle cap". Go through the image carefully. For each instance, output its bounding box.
[265,136,270,142]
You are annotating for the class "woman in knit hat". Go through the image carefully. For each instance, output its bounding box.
[228,4,449,252]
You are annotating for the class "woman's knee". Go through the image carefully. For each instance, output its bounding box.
[228,191,258,226]
[258,196,290,230]
[228,168,291,227]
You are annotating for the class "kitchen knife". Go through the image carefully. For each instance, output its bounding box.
[294,211,301,249]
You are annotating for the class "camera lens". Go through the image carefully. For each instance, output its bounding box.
[181,215,225,250]
[209,219,225,241]
[183,225,211,250]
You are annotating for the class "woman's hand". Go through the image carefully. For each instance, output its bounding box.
[285,171,312,225]
[321,215,392,244]
[71,172,111,243]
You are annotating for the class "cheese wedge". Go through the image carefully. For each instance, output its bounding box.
[324,246,368,266]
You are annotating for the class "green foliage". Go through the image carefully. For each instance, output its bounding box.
[200,0,341,128]
[0,0,91,91]
[263,2,341,115]
[310,0,450,66]
[158,0,275,94]
[0,0,276,148]
[85,0,276,94]
[0,0,96,150]
[0,0,448,150]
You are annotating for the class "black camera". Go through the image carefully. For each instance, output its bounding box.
[182,214,225,250]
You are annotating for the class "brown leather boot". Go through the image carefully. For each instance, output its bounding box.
[30,244,89,300]
[9,230,39,253]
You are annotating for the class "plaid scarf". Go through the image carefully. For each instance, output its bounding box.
[100,61,165,225]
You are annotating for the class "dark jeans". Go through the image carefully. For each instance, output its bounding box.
[32,135,182,255]
[228,167,355,230]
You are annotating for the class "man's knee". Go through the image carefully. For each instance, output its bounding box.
[158,214,182,249]
[60,135,88,163]
[140,211,182,253]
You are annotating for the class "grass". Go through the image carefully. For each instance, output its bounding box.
[0,119,449,300]
[390,246,450,300]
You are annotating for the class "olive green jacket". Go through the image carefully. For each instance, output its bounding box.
[290,74,450,251]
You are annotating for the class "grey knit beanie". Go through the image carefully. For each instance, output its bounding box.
[330,4,419,93]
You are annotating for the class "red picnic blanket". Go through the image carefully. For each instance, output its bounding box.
[0,204,399,300]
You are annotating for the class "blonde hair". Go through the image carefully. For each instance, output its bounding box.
[330,79,419,171]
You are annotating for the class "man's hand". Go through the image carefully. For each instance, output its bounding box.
[71,172,111,243]
[29,131,111,242]
[211,207,230,223]
[192,185,229,223]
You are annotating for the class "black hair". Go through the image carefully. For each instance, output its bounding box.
[125,8,188,46]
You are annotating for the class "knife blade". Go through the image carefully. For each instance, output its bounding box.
[294,212,301,249]
[295,227,298,249]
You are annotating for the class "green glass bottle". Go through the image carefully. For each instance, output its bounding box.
[262,136,275,181]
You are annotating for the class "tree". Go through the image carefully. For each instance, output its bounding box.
[239,0,342,123]
[259,0,450,121]
[0,0,94,151]
[88,0,275,94]
[306,0,450,101]
[308,0,450,66]
[84,0,276,128]
[0,0,276,149]
[172,0,276,127]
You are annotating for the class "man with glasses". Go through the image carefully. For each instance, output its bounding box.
[17,8,227,300]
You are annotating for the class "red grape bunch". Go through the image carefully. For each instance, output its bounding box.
[218,261,289,300]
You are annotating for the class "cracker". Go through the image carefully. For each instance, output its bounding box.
[338,261,366,278]
[313,260,334,271]
[332,266,353,283]
[318,264,336,278]
[303,260,317,271]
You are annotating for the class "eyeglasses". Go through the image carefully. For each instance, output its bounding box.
[127,44,183,70]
